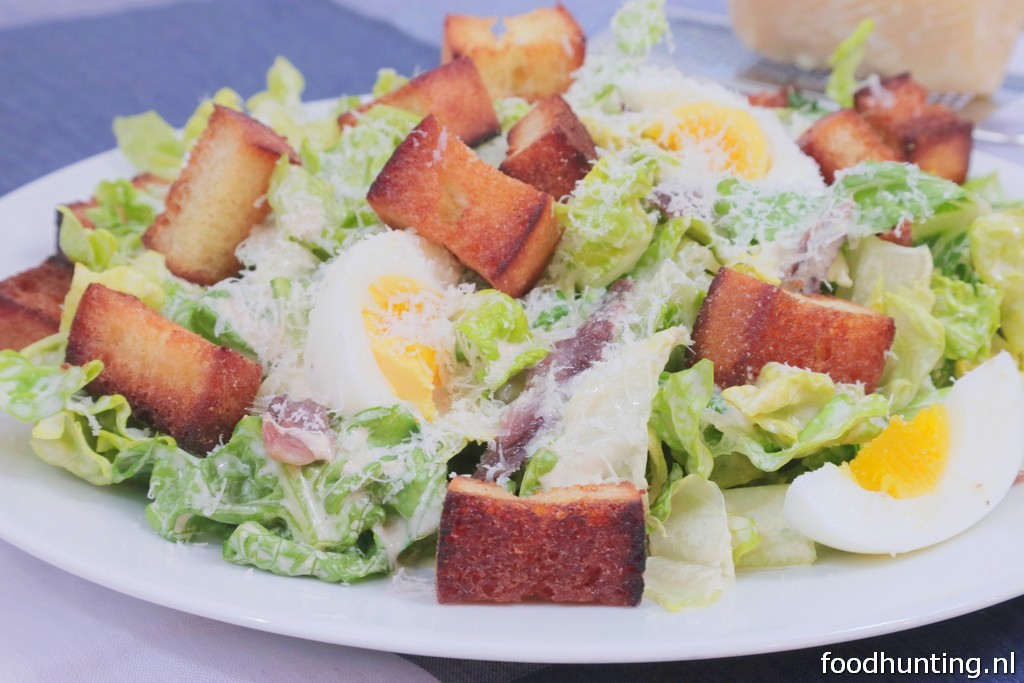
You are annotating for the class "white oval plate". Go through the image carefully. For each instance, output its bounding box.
[1,146,1022,664]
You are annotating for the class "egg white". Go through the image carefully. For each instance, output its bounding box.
[616,65,824,191]
[303,229,460,416]
[784,352,1024,555]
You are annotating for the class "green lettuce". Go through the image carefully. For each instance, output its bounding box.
[722,485,816,568]
[58,207,118,272]
[0,337,99,422]
[454,290,548,391]
[970,210,1024,356]
[612,0,670,56]
[146,407,458,582]
[112,110,186,180]
[649,359,715,478]
[266,155,344,258]
[931,274,1002,362]
[182,87,243,147]
[320,105,422,230]
[825,18,874,107]
[161,280,255,355]
[547,150,662,289]
[61,256,167,332]
[645,472,734,610]
[370,68,409,98]
[494,97,531,132]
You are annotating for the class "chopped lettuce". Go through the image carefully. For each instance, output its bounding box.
[57,207,118,272]
[722,485,816,568]
[649,359,715,478]
[825,18,874,108]
[112,110,186,180]
[454,290,548,391]
[645,472,734,610]
[182,87,243,147]
[60,256,167,332]
[494,97,531,133]
[612,0,670,56]
[970,210,1024,356]
[931,274,1002,363]
[0,337,99,422]
[370,68,409,98]
[266,155,344,257]
[547,150,662,289]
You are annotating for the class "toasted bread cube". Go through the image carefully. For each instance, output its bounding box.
[436,477,646,605]
[338,58,500,147]
[854,73,928,148]
[747,87,792,108]
[798,109,905,184]
[0,257,74,350]
[367,115,561,297]
[142,106,298,286]
[65,283,262,454]
[499,95,597,200]
[442,4,585,102]
[891,106,973,184]
[878,220,913,247]
[691,268,895,392]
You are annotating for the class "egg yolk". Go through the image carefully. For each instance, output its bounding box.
[848,404,950,499]
[362,275,439,420]
[643,102,770,180]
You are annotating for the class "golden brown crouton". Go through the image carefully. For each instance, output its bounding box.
[854,74,973,184]
[442,4,585,102]
[878,220,913,247]
[691,268,895,392]
[338,58,500,147]
[0,257,74,351]
[499,94,597,200]
[142,106,298,286]
[854,73,928,138]
[65,283,262,454]
[889,106,973,184]
[367,115,561,297]
[436,476,646,605]
[747,87,792,108]
[798,109,905,184]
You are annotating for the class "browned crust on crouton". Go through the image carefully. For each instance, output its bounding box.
[499,94,597,200]
[747,87,791,108]
[691,268,895,392]
[436,476,646,605]
[878,220,913,247]
[854,73,928,147]
[142,106,298,286]
[892,106,973,184]
[0,257,74,351]
[798,109,905,184]
[65,283,262,454]
[442,4,586,102]
[338,58,500,147]
[367,115,561,297]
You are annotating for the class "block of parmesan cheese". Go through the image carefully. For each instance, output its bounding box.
[728,0,1024,95]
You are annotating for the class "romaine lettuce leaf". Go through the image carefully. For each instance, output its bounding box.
[970,210,1024,356]
[112,110,186,180]
[722,485,816,568]
[182,87,243,147]
[547,150,662,289]
[454,290,548,391]
[0,336,99,422]
[931,273,1002,363]
[825,18,874,108]
[645,472,734,610]
[649,359,715,478]
[612,0,670,56]
[60,256,167,332]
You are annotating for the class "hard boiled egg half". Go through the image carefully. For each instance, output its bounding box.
[615,66,822,188]
[784,352,1024,555]
[304,229,460,420]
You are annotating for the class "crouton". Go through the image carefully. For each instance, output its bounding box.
[878,220,913,247]
[436,476,646,605]
[0,257,74,351]
[691,268,895,392]
[367,115,561,297]
[890,106,973,184]
[61,173,169,231]
[747,87,791,108]
[854,73,928,147]
[854,74,973,184]
[338,58,500,147]
[65,283,262,454]
[142,106,298,286]
[499,94,597,200]
[442,4,586,102]
[798,109,905,184]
